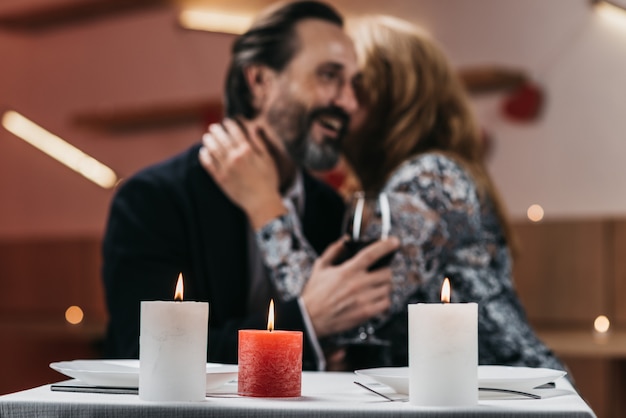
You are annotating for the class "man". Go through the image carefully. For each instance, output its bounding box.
[102,0,398,371]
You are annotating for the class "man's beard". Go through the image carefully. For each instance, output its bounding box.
[267,99,349,171]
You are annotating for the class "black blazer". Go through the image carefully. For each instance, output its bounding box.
[102,144,345,370]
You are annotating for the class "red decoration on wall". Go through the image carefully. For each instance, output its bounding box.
[502,82,544,122]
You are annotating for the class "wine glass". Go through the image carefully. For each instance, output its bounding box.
[334,191,395,369]
[338,191,394,270]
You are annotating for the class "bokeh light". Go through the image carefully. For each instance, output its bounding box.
[65,305,84,325]
[594,315,610,334]
[527,204,544,222]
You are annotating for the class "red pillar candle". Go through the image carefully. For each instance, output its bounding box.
[238,300,303,397]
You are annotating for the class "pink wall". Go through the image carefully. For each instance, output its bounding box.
[0,8,233,237]
[2,0,626,238]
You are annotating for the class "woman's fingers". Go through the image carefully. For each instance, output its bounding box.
[222,119,251,150]
[199,136,220,173]
[348,237,399,270]
[201,121,250,174]
[208,123,232,159]
[317,236,349,267]
[202,119,273,170]
[201,130,226,169]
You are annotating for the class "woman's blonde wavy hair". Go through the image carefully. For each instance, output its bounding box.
[345,15,516,252]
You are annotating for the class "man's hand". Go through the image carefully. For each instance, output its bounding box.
[301,236,400,338]
[198,119,286,229]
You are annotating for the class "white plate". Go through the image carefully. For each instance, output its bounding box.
[478,365,566,391]
[355,365,566,395]
[50,360,238,390]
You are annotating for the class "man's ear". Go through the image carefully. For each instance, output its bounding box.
[244,65,274,110]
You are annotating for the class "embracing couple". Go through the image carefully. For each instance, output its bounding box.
[102,1,565,374]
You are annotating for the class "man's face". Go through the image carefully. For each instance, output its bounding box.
[259,19,359,171]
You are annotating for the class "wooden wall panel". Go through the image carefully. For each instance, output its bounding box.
[0,237,106,395]
[512,219,626,417]
[0,237,106,320]
[610,220,626,327]
[564,358,626,418]
[0,324,102,395]
[511,220,609,327]
[563,357,609,418]
[611,361,626,418]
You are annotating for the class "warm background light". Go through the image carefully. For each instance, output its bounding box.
[64,306,84,325]
[178,9,252,34]
[1,110,119,189]
[527,204,545,222]
[596,1,626,29]
[594,315,610,333]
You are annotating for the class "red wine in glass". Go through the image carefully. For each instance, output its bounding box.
[334,239,397,270]
[333,192,394,359]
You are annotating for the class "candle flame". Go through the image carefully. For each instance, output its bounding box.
[441,278,451,303]
[267,299,274,332]
[174,273,184,301]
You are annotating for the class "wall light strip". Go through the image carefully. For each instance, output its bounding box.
[602,0,626,12]
[1,110,119,189]
[596,2,626,27]
[178,9,252,34]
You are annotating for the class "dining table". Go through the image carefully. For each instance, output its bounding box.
[0,370,596,418]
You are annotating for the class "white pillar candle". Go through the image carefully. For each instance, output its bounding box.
[139,275,209,402]
[408,278,477,406]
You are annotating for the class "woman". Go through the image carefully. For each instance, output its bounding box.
[202,15,565,372]
[333,15,566,369]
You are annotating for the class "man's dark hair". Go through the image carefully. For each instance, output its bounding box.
[224,1,343,119]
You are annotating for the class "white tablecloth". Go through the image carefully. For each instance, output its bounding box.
[0,371,596,418]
